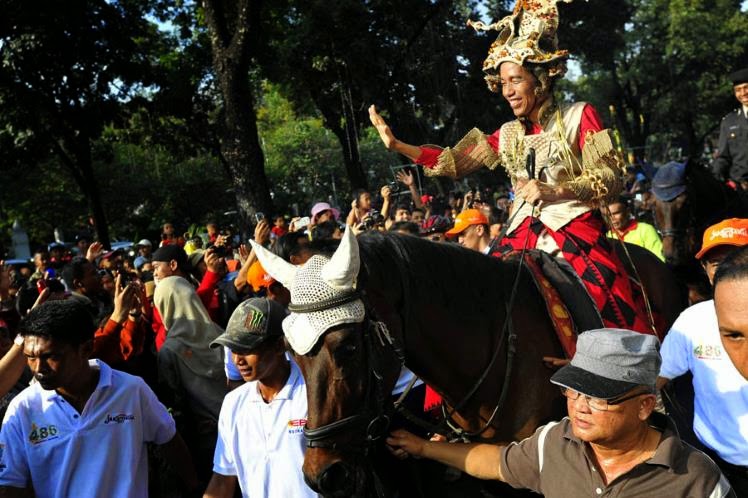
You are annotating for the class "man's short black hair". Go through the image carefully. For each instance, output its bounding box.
[311,221,340,241]
[61,257,91,289]
[352,188,369,203]
[18,300,96,347]
[488,206,508,225]
[271,230,310,262]
[307,238,341,258]
[713,245,748,288]
[390,221,420,235]
[612,195,633,209]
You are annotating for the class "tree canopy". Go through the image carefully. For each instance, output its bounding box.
[1,0,746,253]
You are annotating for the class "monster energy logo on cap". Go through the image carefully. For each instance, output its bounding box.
[244,308,266,334]
[209,298,289,352]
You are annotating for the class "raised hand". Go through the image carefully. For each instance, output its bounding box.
[0,262,10,300]
[111,274,138,323]
[204,248,224,274]
[254,219,271,245]
[238,244,250,265]
[86,241,104,262]
[368,105,398,151]
[396,169,415,187]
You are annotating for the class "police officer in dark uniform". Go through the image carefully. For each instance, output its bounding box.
[713,68,748,189]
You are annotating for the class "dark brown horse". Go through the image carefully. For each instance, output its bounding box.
[254,230,685,497]
[652,160,748,267]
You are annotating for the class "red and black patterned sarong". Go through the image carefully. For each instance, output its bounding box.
[422,211,656,413]
[493,211,655,336]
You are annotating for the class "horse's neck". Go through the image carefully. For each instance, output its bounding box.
[690,170,742,221]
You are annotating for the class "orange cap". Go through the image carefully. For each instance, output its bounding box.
[694,218,748,260]
[247,261,275,292]
[445,209,489,238]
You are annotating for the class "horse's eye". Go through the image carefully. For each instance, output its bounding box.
[336,343,358,361]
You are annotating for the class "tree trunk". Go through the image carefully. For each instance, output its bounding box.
[202,0,273,233]
[311,75,368,190]
[54,136,111,247]
[331,123,367,190]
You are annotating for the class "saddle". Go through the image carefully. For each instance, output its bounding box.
[509,249,603,358]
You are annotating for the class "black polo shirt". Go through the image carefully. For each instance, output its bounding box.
[500,413,735,497]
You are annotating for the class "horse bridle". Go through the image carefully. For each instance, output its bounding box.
[654,192,695,240]
[294,291,402,453]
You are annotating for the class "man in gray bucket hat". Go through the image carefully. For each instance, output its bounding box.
[387,328,735,497]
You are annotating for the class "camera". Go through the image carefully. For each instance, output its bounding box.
[387,181,401,195]
[255,212,265,223]
[211,245,229,258]
[361,210,385,230]
[295,217,311,230]
[119,272,132,288]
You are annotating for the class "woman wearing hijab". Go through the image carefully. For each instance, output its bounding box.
[154,275,227,485]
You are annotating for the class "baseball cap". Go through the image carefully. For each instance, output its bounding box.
[101,249,123,260]
[151,245,188,269]
[187,249,205,271]
[210,298,288,352]
[694,218,748,260]
[651,161,686,201]
[445,209,489,237]
[551,328,661,400]
[420,215,453,235]
[136,239,152,247]
[311,202,340,222]
[133,256,149,270]
[247,261,274,292]
[730,68,748,86]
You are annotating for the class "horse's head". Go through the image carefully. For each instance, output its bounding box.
[652,160,696,266]
[252,229,402,497]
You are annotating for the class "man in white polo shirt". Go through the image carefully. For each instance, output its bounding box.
[0,299,198,498]
[203,298,317,498]
[657,218,748,496]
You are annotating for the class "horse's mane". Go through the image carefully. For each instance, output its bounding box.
[356,231,515,332]
[686,162,748,223]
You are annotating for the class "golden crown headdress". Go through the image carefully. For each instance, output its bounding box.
[469,0,577,79]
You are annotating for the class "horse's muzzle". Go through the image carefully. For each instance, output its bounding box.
[306,460,357,497]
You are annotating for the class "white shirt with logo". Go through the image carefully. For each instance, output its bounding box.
[212,361,318,497]
[0,360,175,497]
[659,300,748,465]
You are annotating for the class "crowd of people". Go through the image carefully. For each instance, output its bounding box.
[1,0,748,496]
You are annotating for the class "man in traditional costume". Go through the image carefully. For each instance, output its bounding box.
[369,0,653,335]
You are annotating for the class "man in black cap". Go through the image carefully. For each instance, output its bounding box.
[713,68,748,189]
[203,298,317,498]
[151,244,190,286]
[386,328,735,497]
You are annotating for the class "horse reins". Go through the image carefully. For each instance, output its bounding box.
[301,150,537,449]
[397,153,540,441]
